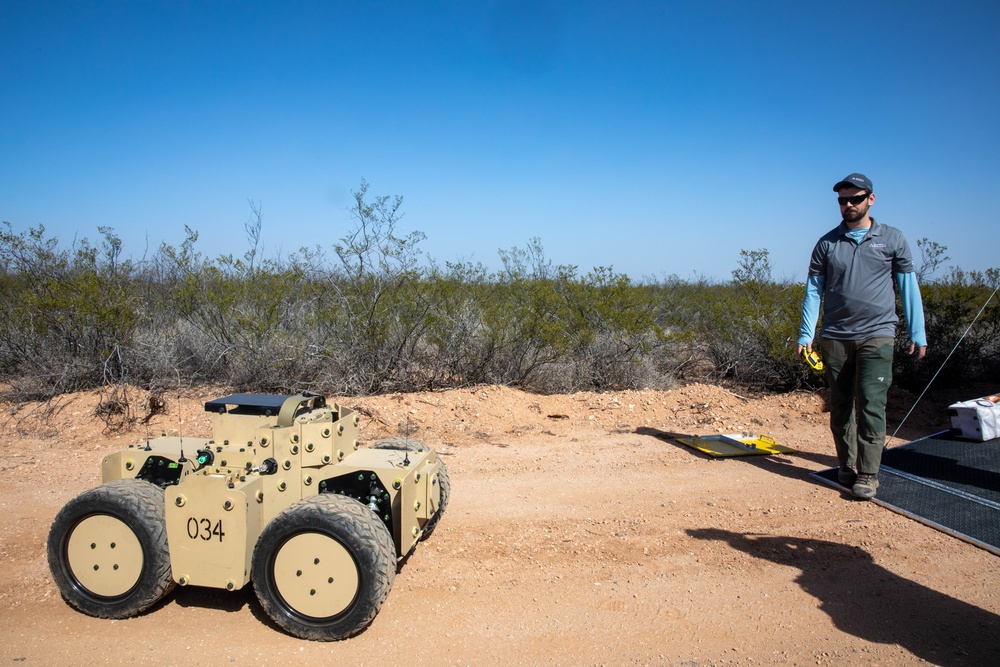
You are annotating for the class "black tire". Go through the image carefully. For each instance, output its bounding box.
[252,494,396,641]
[47,479,175,618]
[371,437,430,452]
[422,456,450,539]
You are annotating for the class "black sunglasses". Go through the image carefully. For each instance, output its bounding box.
[837,193,869,206]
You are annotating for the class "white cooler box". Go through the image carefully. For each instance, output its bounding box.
[948,395,1000,441]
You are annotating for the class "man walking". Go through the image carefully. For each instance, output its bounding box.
[797,173,927,500]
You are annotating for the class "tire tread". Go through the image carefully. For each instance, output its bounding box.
[47,479,175,618]
[252,494,395,641]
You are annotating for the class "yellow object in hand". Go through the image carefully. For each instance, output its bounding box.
[803,349,824,372]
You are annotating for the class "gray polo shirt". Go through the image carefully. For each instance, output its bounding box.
[808,218,915,340]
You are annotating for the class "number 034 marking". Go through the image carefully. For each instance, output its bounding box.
[186,517,226,542]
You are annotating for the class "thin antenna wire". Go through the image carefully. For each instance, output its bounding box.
[889,281,1000,444]
[176,368,184,460]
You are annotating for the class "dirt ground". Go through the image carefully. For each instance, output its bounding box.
[2,382,999,666]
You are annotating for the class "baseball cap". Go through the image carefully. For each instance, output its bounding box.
[832,173,873,192]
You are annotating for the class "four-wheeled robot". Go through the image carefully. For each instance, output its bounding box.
[47,392,450,640]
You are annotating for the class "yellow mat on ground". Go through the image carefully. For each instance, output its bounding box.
[677,433,796,458]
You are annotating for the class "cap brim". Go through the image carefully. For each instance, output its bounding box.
[833,180,870,192]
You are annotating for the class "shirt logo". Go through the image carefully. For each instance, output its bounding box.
[871,243,886,249]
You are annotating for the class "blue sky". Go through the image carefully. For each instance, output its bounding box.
[2,1,999,282]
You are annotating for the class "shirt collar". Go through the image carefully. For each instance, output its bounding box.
[838,217,880,237]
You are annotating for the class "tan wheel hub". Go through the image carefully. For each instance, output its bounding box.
[66,515,144,597]
[273,532,359,618]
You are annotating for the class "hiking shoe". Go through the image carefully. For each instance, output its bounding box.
[837,467,857,487]
[852,473,879,500]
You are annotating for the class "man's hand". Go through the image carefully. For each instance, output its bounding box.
[909,343,927,361]
[795,343,813,357]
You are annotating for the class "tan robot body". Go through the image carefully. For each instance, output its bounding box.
[48,393,450,641]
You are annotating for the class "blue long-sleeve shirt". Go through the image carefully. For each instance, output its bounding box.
[798,272,927,347]
[798,222,926,347]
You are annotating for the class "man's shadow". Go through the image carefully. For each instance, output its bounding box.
[687,528,1000,666]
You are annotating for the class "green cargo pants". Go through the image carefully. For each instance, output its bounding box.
[820,336,895,476]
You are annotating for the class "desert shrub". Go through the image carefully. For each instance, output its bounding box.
[3,196,996,409]
[650,250,807,391]
[480,242,573,388]
[418,243,668,393]
[311,180,435,394]
[897,266,1000,391]
[0,223,140,401]
[419,261,501,388]
[557,267,666,391]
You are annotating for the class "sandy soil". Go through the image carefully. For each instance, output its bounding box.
[1,383,999,666]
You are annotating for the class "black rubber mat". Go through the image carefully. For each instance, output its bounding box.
[812,433,1000,555]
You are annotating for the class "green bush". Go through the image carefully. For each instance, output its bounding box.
[901,267,1000,391]
[2,190,995,409]
[0,223,139,400]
